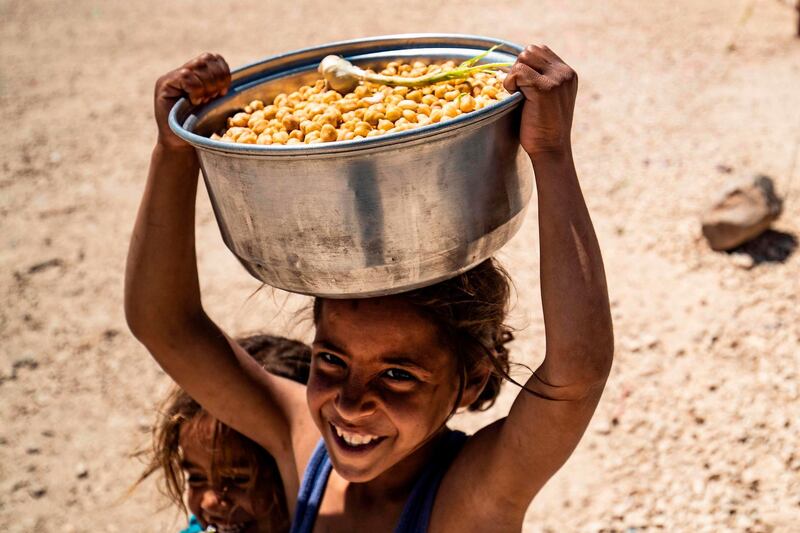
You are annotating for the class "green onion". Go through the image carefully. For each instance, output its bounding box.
[319,46,511,94]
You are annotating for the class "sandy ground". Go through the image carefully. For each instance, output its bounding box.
[2,0,800,531]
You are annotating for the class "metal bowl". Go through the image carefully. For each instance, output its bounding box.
[169,34,532,298]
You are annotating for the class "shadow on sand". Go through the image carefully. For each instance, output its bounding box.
[728,229,798,265]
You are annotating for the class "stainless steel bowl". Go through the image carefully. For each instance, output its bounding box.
[169,34,532,298]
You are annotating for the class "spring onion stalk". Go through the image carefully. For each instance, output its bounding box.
[319,45,511,94]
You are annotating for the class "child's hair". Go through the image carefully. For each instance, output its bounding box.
[236,333,312,384]
[137,334,310,520]
[314,258,514,411]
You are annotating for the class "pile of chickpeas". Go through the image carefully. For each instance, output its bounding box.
[211,60,509,146]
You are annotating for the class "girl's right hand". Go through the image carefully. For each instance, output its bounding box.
[154,53,231,151]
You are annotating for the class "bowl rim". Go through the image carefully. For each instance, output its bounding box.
[168,33,524,157]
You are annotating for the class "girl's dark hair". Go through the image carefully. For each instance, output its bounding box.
[314,258,514,411]
[135,334,310,523]
[237,333,311,384]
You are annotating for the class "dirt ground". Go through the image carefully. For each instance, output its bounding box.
[2,0,799,531]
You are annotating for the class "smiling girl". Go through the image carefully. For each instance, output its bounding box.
[138,334,310,533]
[126,45,613,531]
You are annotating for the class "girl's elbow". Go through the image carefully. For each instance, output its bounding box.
[123,298,181,346]
[124,298,150,342]
[590,329,615,380]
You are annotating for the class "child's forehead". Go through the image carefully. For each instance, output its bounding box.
[315,297,454,367]
[178,414,251,468]
[317,297,439,343]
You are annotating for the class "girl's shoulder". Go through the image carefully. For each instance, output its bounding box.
[429,419,527,531]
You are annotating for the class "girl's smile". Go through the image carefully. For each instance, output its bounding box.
[330,421,385,447]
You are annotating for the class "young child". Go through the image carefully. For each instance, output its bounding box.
[139,334,311,533]
[126,46,613,531]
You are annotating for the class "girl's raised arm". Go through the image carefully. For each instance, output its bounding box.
[437,45,614,529]
[124,54,317,505]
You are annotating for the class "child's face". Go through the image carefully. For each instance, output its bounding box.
[308,297,460,482]
[179,418,275,533]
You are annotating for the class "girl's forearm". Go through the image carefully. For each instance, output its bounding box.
[124,144,203,340]
[531,150,613,390]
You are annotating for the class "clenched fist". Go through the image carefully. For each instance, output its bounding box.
[504,45,578,159]
[154,53,231,150]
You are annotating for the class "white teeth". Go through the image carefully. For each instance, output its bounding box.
[332,424,379,446]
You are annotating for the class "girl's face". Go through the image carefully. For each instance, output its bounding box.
[308,297,461,482]
[179,417,278,533]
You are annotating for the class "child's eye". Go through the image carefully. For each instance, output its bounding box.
[317,351,346,367]
[383,368,417,382]
[222,475,251,487]
[186,473,208,485]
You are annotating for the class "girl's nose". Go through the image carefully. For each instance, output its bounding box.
[335,378,378,419]
[200,487,230,514]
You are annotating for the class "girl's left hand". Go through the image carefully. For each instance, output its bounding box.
[503,45,578,159]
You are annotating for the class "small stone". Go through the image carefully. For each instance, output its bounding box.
[27,257,64,274]
[11,357,38,379]
[29,485,47,498]
[730,253,754,269]
[624,334,660,353]
[76,463,89,479]
[26,446,40,455]
[701,175,783,251]
[716,163,734,174]
[594,418,613,435]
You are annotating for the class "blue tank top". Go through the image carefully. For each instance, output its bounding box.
[180,515,203,533]
[290,430,468,533]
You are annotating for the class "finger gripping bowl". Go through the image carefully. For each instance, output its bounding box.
[169,34,532,298]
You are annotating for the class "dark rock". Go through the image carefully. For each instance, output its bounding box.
[702,175,783,251]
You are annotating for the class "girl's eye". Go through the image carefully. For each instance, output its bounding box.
[317,351,346,367]
[222,475,251,487]
[384,368,417,382]
[186,473,207,485]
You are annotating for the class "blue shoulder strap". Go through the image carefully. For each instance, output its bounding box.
[290,439,333,533]
[394,430,468,533]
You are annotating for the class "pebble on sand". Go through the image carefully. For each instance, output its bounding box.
[701,175,783,251]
